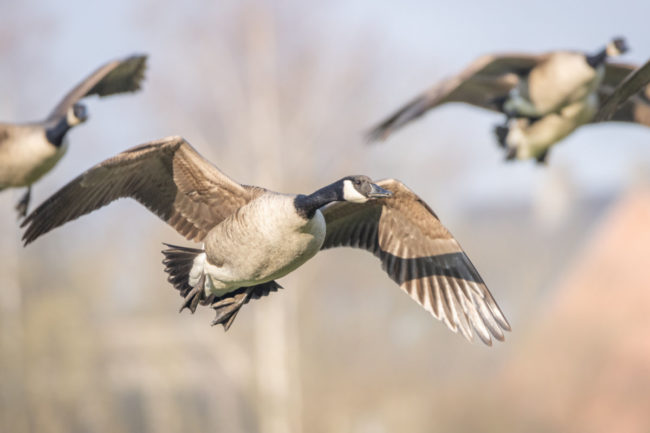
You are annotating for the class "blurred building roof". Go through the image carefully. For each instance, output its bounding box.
[498,186,650,432]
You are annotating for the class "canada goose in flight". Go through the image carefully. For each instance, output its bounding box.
[21,136,510,345]
[367,38,650,163]
[499,56,650,162]
[0,54,147,217]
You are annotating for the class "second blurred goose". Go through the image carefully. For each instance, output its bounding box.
[368,38,650,163]
[0,54,147,217]
[500,56,650,162]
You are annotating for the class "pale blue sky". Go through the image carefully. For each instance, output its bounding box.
[1,0,650,214]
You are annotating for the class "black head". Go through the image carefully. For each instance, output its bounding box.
[607,37,628,57]
[46,103,88,147]
[339,175,392,203]
[294,175,393,220]
[68,102,89,126]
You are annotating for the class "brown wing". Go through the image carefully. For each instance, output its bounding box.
[601,62,638,89]
[47,54,148,121]
[605,99,650,126]
[594,59,650,124]
[366,53,542,142]
[320,179,510,345]
[22,136,260,244]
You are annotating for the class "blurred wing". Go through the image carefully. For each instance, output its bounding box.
[594,59,650,124]
[47,54,148,120]
[601,62,638,89]
[22,136,258,244]
[320,179,510,345]
[606,98,650,126]
[366,53,541,141]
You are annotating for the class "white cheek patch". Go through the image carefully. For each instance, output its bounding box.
[66,108,82,126]
[606,42,621,57]
[342,180,368,203]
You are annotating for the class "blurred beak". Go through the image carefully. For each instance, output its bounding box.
[368,183,392,198]
[617,39,629,54]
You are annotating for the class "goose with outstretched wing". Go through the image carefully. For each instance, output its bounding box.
[0,54,147,217]
[367,38,650,163]
[22,136,509,345]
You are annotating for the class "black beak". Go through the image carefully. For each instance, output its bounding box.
[73,103,89,122]
[368,183,392,198]
[613,37,629,54]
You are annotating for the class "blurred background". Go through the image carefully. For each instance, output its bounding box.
[2,1,650,432]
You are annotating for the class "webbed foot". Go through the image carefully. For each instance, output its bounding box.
[535,149,550,165]
[211,289,250,331]
[179,274,205,314]
[504,147,518,161]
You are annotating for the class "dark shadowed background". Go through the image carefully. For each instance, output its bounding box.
[1,1,650,432]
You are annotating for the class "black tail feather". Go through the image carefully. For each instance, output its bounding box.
[161,243,284,330]
[162,243,206,313]
[493,124,510,148]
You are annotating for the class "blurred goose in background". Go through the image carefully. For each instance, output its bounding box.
[593,57,650,123]
[0,54,147,217]
[368,37,650,163]
[21,136,510,345]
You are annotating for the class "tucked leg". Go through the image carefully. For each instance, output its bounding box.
[15,186,31,218]
[211,289,251,330]
[179,274,206,314]
[209,280,282,331]
[504,146,518,161]
[535,148,550,165]
[493,124,510,148]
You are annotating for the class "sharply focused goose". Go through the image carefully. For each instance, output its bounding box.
[0,54,147,217]
[367,38,650,163]
[21,136,510,345]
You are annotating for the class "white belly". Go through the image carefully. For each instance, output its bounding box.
[0,127,68,188]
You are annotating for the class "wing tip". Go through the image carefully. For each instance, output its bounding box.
[20,213,38,246]
[160,134,185,143]
[94,53,149,97]
[21,233,35,246]
[125,53,149,61]
[364,126,391,144]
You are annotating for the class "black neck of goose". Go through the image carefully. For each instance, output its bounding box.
[45,117,73,148]
[586,48,608,69]
[293,183,342,220]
